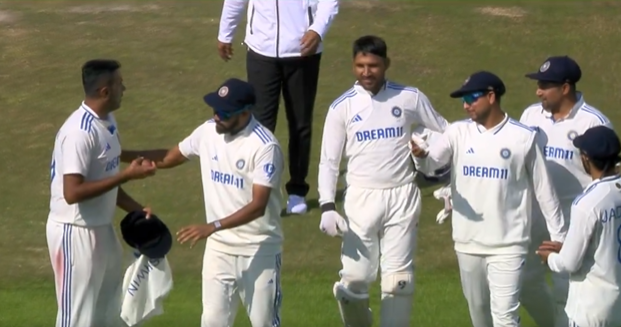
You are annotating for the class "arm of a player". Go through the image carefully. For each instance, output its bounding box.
[122,124,204,168]
[414,131,453,175]
[308,0,339,40]
[547,205,597,273]
[218,0,247,43]
[217,144,284,230]
[116,187,146,213]
[525,133,567,242]
[317,104,346,210]
[413,91,449,133]
[62,131,130,204]
[121,146,188,169]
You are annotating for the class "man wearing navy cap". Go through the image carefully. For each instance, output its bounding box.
[122,78,286,327]
[411,71,566,327]
[537,125,621,327]
[519,56,614,327]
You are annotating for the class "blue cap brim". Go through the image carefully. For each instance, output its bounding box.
[572,134,586,150]
[450,86,481,98]
[525,72,562,83]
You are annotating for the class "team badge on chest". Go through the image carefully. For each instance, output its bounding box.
[567,130,578,140]
[236,159,245,170]
[391,106,402,118]
[500,148,511,159]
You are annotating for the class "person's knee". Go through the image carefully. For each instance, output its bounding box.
[381,271,414,296]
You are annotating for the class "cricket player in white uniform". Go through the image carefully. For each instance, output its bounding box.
[411,71,567,327]
[518,56,614,327]
[122,78,285,327]
[537,125,621,327]
[47,59,157,327]
[317,35,450,327]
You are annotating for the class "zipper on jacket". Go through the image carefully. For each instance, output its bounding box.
[249,6,255,34]
[307,7,313,26]
[275,0,280,57]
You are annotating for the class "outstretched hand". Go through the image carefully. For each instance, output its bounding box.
[177,224,216,248]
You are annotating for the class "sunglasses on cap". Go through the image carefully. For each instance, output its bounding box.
[213,105,251,120]
[462,91,488,105]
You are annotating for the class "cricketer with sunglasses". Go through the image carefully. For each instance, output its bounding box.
[122,78,286,327]
[518,56,614,327]
[411,71,567,327]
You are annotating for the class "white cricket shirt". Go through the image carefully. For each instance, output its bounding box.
[218,0,339,58]
[414,114,567,255]
[317,81,449,205]
[48,102,122,227]
[519,93,613,207]
[178,116,285,256]
[547,175,621,327]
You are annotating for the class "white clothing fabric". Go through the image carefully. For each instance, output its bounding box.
[519,93,613,205]
[46,220,123,327]
[218,0,339,58]
[457,252,526,327]
[178,116,285,257]
[120,254,173,327]
[48,102,122,227]
[413,114,567,254]
[201,243,282,327]
[547,175,621,327]
[318,81,449,205]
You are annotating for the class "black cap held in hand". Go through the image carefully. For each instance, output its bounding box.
[120,211,173,259]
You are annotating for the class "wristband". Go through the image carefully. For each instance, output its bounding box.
[320,202,336,213]
[213,220,222,231]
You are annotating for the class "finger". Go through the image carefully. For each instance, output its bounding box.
[177,230,195,244]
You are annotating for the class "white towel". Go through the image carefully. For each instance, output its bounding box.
[120,253,173,327]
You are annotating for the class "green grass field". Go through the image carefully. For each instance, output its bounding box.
[1,1,621,326]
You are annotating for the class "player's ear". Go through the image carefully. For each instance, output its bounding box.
[384,57,391,70]
[99,85,110,99]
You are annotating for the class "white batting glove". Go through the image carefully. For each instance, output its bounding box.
[319,211,349,237]
[433,184,452,224]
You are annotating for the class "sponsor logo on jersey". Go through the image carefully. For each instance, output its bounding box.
[210,169,244,189]
[462,165,509,180]
[355,126,404,142]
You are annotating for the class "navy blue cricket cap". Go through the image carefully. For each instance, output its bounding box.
[573,126,621,161]
[121,211,173,259]
[525,56,582,84]
[449,71,506,98]
[203,78,256,113]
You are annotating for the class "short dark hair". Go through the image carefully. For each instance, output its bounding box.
[81,59,121,97]
[589,157,620,172]
[353,35,387,59]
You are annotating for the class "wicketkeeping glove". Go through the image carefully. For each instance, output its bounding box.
[319,211,349,237]
[433,184,452,224]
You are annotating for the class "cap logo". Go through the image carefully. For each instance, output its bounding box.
[540,61,550,72]
[218,86,229,97]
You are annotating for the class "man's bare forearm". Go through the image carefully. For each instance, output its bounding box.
[122,148,187,169]
[64,173,129,205]
[217,201,266,230]
[116,187,145,213]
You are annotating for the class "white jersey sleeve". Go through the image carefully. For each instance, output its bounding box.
[410,90,449,133]
[62,130,95,176]
[252,143,285,189]
[413,124,454,175]
[547,204,597,273]
[178,122,208,159]
[525,132,567,242]
[317,100,347,205]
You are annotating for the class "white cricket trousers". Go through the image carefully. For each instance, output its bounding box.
[201,243,282,327]
[340,183,420,324]
[456,252,526,327]
[520,202,572,327]
[46,220,123,327]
